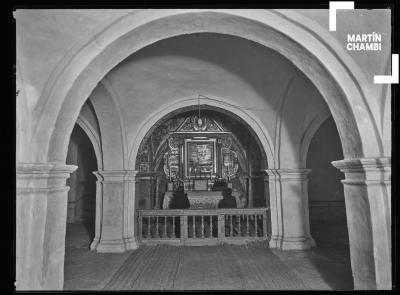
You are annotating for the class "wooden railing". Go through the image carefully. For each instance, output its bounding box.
[138,208,269,246]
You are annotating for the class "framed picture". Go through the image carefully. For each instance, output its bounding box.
[221,148,239,178]
[185,139,216,178]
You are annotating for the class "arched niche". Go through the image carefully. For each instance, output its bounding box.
[133,105,269,210]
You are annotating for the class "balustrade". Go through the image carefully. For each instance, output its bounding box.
[138,208,269,245]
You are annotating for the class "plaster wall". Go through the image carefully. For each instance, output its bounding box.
[15,9,133,111]
[98,33,329,168]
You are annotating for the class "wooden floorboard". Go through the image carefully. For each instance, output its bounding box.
[104,244,318,290]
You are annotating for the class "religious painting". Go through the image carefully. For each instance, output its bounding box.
[221,147,239,179]
[185,139,216,178]
[164,151,180,180]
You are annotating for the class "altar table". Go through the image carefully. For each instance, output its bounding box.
[162,191,240,209]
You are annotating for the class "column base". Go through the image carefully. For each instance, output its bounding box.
[123,237,139,250]
[269,235,282,249]
[270,236,316,250]
[281,237,315,250]
[96,239,126,253]
[90,238,100,251]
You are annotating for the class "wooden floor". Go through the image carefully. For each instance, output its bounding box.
[103,243,311,290]
[64,221,353,291]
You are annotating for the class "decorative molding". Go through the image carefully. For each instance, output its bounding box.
[332,157,391,172]
[175,114,227,133]
[17,162,78,190]
[94,170,138,182]
[265,168,311,181]
[332,157,391,185]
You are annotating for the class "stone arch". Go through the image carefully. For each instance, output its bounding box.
[128,96,273,170]
[33,10,383,169]
[76,114,103,170]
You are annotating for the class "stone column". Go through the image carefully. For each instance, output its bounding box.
[123,170,139,250]
[16,163,77,290]
[332,157,391,290]
[95,170,139,253]
[265,169,315,250]
[90,172,103,250]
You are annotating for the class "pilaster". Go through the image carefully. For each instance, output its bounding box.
[93,170,139,253]
[265,168,315,250]
[332,157,391,290]
[16,163,77,290]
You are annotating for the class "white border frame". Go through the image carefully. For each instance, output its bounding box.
[185,138,217,178]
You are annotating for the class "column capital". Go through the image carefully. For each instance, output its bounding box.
[93,170,138,182]
[17,162,78,190]
[331,157,390,171]
[332,157,391,182]
[265,168,311,181]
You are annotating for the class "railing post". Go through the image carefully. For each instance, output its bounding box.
[181,214,188,245]
[164,216,167,239]
[263,210,267,237]
[255,215,258,237]
[210,216,214,238]
[246,215,250,237]
[138,212,143,242]
[172,216,176,238]
[230,215,233,237]
[218,212,225,242]
[238,215,241,237]
[155,216,159,238]
[201,216,204,238]
[147,216,151,238]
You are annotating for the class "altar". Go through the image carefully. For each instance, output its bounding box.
[154,113,246,210]
[162,190,241,209]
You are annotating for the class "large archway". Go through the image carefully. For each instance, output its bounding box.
[35,10,381,166]
[17,10,390,290]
